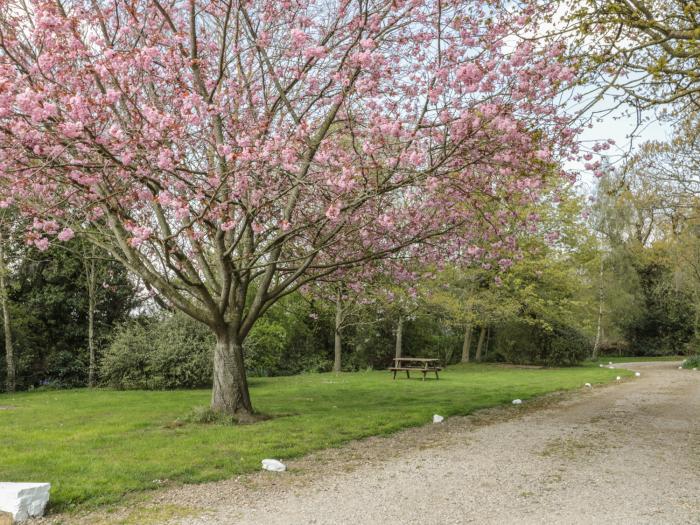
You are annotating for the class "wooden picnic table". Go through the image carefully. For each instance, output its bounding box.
[388,357,442,380]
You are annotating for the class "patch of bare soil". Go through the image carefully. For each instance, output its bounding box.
[34,362,700,525]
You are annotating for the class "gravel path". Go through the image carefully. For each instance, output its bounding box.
[36,362,700,525]
[173,361,700,525]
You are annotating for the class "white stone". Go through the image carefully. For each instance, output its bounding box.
[616,376,621,381]
[584,383,592,388]
[608,362,613,365]
[678,366,683,370]
[694,368,698,371]
[512,399,522,405]
[261,459,286,472]
[635,372,641,377]
[0,483,51,522]
[432,414,444,424]
[599,364,604,368]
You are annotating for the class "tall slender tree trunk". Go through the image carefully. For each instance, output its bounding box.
[484,326,490,358]
[592,253,604,360]
[333,292,343,372]
[84,249,97,388]
[475,325,486,362]
[461,324,472,363]
[693,295,700,356]
[394,315,403,359]
[0,233,15,392]
[211,328,253,418]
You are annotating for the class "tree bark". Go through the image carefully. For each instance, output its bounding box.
[333,293,343,372]
[475,325,486,362]
[84,249,97,388]
[461,324,472,363]
[484,326,490,358]
[592,253,604,360]
[0,233,14,392]
[211,329,253,418]
[394,315,404,359]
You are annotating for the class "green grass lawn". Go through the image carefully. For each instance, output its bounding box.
[0,363,630,513]
[588,355,686,364]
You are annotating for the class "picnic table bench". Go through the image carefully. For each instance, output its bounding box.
[388,357,442,380]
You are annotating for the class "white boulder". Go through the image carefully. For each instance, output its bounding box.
[0,483,51,522]
[512,399,522,405]
[261,459,286,472]
[432,414,444,424]
[635,372,641,377]
[584,383,592,388]
[616,376,621,381]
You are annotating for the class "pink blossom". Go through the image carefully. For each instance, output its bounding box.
[57,228,75,241]
[325,202,341,221]
[35,238,50,251]
[59,121,84,138]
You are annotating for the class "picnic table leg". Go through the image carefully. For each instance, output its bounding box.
[406,370,410,379]
[393,369,397,380]
[422,370,426,381]
[435,369,439,380]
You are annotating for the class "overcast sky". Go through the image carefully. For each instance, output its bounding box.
[569,91,674,194]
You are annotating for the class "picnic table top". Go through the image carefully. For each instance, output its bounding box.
[392,357,440,363]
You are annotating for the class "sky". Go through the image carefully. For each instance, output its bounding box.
[573,101,674,193]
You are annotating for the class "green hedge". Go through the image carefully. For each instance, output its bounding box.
[100,313,213,389]
[492,319,590,366]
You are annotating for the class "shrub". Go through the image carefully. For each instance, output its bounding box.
[681,354,700,369]
[492,319,590,366]
[243,318,287,376]
[101,312,296,388]
[100,313,213,389]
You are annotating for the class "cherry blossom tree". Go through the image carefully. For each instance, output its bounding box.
[0,0,578,417]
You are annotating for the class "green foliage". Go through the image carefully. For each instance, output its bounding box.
[244,318,287,376]
[681,355,700,369]
[101,305,318,387]
[0,363,628,512]
[100,313,213,390]
[591,165,697,356]
[258,293,334,375]
[620,256,694,355]
[0,238,135,390]
[493,319,590,366]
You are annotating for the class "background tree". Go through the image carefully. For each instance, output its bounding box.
[0,208,20,391]
[588,149,697,356]
[0,238,136,389]
[569,0,700,112]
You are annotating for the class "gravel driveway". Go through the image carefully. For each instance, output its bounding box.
[174,361,699,525]
[37,361,700,525]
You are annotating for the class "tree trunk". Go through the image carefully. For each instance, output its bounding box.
[484,326,490,358]
[592,253,604,360]
[0,234,14,392]
[394,315,403,359]
[211,329,253,418]
[333,294,343,372]
[475,325,486,362]
[85,251,97,388]
[461,324,472,363]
